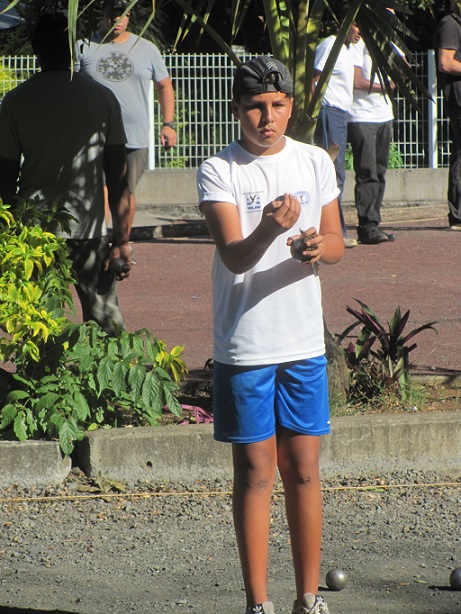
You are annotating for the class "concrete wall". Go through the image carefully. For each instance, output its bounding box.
[136,168,449,207]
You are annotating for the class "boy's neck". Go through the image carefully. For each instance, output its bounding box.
[239,135,287,156]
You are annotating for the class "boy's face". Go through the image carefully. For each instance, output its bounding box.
[232,92,293,156]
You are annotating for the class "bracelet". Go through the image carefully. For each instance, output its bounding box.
[162,121,175,129]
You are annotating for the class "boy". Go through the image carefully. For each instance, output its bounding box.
[197,57,344,614]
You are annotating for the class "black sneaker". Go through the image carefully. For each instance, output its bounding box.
[358,227,396,244]
[246,602,275,614]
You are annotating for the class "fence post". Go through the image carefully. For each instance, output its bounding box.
[148,81,155,170]
[427,49,438,169]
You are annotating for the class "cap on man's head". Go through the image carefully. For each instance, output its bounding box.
[232,56,294,101]
[103,0,129,12]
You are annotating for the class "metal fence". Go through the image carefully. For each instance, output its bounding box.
[1,51,449,170]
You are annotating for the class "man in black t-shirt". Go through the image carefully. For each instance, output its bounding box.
[435,0,461,229]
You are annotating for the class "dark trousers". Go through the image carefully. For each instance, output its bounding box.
[445,98,461,226]
[347,121,392,231]
[67,236,125,336]
[314,106,348,237]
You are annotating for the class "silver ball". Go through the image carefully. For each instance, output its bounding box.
[325,568,348,591]
[450,567,461,591]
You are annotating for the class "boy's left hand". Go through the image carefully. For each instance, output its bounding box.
[287,227,324,264]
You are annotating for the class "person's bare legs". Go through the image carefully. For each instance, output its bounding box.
[277,429,323,601]
[232,436,278,608]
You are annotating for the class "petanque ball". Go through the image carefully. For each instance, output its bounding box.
[108,258,126,275]
[290,234,316,263]
[450,567,461,591]
[325,568,348,591]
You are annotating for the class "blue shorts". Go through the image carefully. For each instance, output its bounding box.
[212,356,330,443]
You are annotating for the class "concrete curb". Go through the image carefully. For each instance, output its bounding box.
[0,440,71,489]
[2,411,459,489]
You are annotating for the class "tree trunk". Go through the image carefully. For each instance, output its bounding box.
[324,318,349,404]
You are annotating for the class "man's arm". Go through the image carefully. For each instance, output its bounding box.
[438,48,461,76]
[155,77,177,149]
[353,66,394,93]
[0,157,20,205]
[103,143,132,278]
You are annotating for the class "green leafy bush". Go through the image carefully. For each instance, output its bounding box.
[0,200,187,456]
[336,299,437,403]
[1,324,186,456]
[0,200,76,365]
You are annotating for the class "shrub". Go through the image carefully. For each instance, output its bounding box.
[0,200,187,456]
[336,299,437,403]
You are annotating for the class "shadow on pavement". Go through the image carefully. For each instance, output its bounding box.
[0,608,75,613]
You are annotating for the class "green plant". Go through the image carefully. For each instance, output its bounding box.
[0,65,17,99]
[336,299,437,403]
[0,200,76,365]
[1,324,187,456]
[0,199,188,456]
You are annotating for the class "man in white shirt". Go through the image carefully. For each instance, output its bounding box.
[313,21,362,248]
[347,26,399,245]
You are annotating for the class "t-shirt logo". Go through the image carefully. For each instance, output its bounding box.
[97,52,134,81]
[294,190,311,206]
[244,192,262,212]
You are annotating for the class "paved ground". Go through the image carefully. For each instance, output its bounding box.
[1,202,460,614]
[97,202,461,380]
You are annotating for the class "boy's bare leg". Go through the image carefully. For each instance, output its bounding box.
[232,436,278,608]
[277,430,323,600]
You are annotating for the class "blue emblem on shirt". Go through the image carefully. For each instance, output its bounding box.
[294,190,311,206]
[245,192,262,212]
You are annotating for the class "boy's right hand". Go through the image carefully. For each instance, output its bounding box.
[262,193,300,235]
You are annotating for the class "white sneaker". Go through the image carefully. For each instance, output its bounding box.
[246,602,275,614]
[343,237,358,248]
[292,593,330,614]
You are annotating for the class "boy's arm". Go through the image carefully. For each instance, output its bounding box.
[286,199,344,266]
[318,199,345,264]
[201,193,301,275]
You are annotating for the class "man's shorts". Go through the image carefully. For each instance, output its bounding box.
[212,356,330,444]
[126,148,148,193]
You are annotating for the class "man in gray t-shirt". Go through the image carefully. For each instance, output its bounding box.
[76,0,177,235]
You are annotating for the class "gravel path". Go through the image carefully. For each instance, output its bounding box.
[1,469,460,614]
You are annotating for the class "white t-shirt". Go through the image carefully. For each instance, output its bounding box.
[76,34,169,148]
[347,39,394,123]
[197,137,340,366]
[314,35,355,112]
